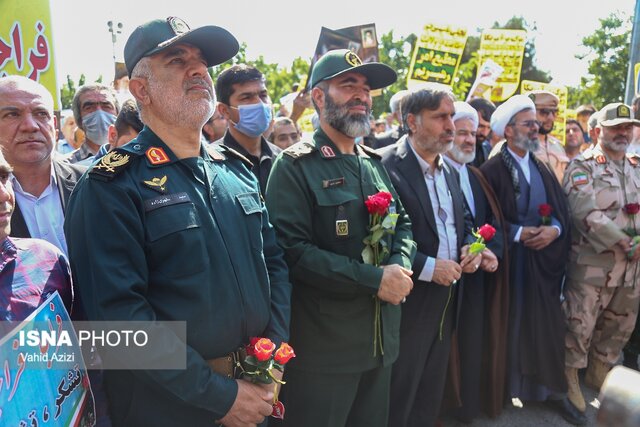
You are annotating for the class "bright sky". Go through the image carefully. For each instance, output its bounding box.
[50,0,635,90]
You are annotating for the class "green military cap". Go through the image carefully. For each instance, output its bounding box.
[124,17,239,77]
[598,102,640,127]
[310,49,397,90]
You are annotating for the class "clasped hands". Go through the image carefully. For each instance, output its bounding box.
[520,225,559,250]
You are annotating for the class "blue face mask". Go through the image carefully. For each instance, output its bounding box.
[232,102,272,137]
[83,109,116,146]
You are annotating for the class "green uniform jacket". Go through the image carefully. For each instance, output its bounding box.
[265,128,416,374]
[64,127,291,426]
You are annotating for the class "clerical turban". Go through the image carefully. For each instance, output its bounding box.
[453,101,479,130]
[490,95,536,138]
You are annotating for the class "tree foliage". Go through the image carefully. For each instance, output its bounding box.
[567,12,631,108]
[60,74,86,109]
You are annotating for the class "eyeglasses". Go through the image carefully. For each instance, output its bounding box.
[538,108,558,116]
[510,120,541,129]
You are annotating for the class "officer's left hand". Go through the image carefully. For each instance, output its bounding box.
[459,245,482,274]
[523,226,559,250]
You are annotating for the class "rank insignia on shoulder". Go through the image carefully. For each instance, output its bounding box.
[320,145,336,158]
[90,150,132,180]
[596,155,607,164]
[571,171,589,186]
[146,147,170,165]
[143,175,168,194]
[627,153,640,166]
[283,141,315,159]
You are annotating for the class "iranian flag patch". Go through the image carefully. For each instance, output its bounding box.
[571,171,589,186]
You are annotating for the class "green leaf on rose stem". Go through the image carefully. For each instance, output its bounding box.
[633,236,640,244]
[382,213,399,229]
[371,229,384,244]
[370,224,382,232]
[256,373,272,384]
[244,355,259,368]
[381,247,390,259]
[472,229,479,239]
[469,242,486,255]
[362,245,374,265]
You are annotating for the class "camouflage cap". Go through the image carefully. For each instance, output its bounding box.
[598,103,640,127]
[310,49,396,90]
[124,17,239,77]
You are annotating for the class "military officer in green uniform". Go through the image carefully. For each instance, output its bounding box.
[265,50,416,427]
[64,17,291,427]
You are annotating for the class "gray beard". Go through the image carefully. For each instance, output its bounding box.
[322,94,371,138]
[603,139,629,152]
[448,144,476,164]
[513,134,539,152]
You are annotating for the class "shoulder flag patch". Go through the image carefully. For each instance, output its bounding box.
[571,171,589,186]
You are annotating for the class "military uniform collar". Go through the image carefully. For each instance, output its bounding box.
[314,127,374,159]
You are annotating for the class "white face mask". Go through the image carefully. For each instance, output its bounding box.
[83,110,116,145]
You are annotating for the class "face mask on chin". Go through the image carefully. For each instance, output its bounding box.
[82,109,116,146]
[231,102,272,138]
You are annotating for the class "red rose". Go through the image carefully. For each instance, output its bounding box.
[246,337,260,356]
[273,343,296,365]
[477,224,496,242]
[253,338,276,362]
[365,191,393,216]
[538,203,553,217]
[624,203,640,215]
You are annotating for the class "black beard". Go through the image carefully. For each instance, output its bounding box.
[538,125,553,135]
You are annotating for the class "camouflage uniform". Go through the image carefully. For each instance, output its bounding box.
[562,144,640,368]
[535,135,569,183]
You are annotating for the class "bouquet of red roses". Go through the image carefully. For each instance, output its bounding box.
[362,191,399,356]
[241,337,295,419]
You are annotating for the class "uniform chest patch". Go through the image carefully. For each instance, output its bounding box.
[144,192,190,212]
[143,175,168,194]
[322,177,345,188]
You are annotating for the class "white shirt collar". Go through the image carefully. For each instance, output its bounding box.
[507,146,530,164]
[11,163,57,197]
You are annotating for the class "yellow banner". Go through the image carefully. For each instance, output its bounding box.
[0,0,58,110]
[635,63,640,96]
[479,29,526,102]
[407,23,467,88]
[521,80,568,145]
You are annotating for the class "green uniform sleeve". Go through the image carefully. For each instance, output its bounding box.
[65,177,237,419]
[563,161,627,253]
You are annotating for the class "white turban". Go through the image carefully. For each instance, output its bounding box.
[453,101,479,130]
[490,95,535,138]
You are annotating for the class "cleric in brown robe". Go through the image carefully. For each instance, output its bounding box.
[480,95,586,425]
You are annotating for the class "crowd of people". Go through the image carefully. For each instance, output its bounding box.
[2,15,640,427]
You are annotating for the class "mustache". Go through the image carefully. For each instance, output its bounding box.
[344,100,370,112]
[185,79,213,95]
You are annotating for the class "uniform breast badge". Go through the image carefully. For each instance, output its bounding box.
[143,175,168,194]
[336,220,349,236]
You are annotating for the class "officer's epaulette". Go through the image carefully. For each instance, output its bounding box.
[627,152,640,166]
[215,144,253,169]
[89,148,139,181]
[574,149,594,162]
[358,144,381,159]
[283,141,316,159]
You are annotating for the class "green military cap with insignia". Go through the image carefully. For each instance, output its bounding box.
[598,102,640,127]
[310,49,397,90]
[124,16,239,77]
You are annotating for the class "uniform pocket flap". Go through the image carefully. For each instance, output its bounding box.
[312,188,359,207]
[146,202,201,242]
[236,192,262,215]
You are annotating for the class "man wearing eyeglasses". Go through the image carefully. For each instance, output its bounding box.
[480,95,584,425]
[528,90,569,183]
